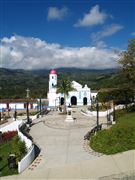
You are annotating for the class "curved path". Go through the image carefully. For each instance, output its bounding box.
[18,108,102,178]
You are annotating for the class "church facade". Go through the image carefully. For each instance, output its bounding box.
[47,70,96,107]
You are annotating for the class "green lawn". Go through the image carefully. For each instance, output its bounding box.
[0,141,18,177]
[90,111,135,155]
[117,112,135,126]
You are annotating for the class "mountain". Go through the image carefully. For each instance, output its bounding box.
[0,68,119,99]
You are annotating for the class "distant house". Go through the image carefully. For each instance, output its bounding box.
[47,70,97,107]
[0,99,37,112]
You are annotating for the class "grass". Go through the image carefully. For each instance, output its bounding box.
[90,110,135,155]
[0,141,18,177]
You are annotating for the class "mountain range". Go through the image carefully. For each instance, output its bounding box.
[0,68,119,99]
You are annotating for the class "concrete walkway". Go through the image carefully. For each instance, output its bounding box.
[1,108,135,179]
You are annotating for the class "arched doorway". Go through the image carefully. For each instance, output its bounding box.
[71,96,77,105]
[83,97,87,105]
[60,97,64,105]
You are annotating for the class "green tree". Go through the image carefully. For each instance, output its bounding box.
[118,39,135,105]
[57,75,75,113]
[119,39,135,87]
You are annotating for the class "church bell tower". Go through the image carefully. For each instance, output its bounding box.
[49,69,57,93]
[48,69,58,107]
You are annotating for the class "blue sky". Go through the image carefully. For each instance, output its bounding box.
[0,0,135,69]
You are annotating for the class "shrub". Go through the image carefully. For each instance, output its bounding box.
[11,135,27,161]
[127,104,135,112]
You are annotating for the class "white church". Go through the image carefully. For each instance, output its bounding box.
[47,70,97,107]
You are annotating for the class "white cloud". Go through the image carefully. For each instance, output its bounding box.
[0,35,119,70]
[2,36,16,43]
[131,32,135,36]
[91,24,123,42]
[47,6,68,21]
[75,5,108,27]
[94,41,107,49]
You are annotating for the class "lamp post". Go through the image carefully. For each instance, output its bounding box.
[26,88,30,124]
[113,100,116,122]
[39,98,42,116]
[14,105,17,121]
[91,96,99,130]
[110,94,116,123]
[96,100,99,128]
[0,87,2,121]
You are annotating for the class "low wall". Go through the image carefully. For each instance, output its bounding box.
[0,120,22,132]
[18,127,32,149]
[81,104,126,117]
[86,109,113,117]
[18,145,35,173]
[81,109,112,117]
[0,120,35,173]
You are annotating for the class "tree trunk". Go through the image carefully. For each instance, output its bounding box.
[63,94,67,114]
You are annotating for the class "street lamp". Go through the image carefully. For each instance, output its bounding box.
[0,87,2,122]
[91,96,99,130]
[39,98,42,116]
[14,105,17,121]
[96,100,99,128]
[109,95,116,123]
[26,88,30,124]
[113,100,116,122]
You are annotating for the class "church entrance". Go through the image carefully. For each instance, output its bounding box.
[71,96,77,105]
[83,97,87,105]
[60,97,64,105]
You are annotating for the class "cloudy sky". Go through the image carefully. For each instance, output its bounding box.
[0,0,134,70]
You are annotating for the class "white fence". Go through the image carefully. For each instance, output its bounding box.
[0,120,35,173]
[81,104,126,117]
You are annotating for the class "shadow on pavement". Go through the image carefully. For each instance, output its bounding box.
[34,144,41,158]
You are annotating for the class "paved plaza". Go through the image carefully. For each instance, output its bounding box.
[1,107,135,179]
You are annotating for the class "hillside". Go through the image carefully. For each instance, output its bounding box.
[0,68,119,99]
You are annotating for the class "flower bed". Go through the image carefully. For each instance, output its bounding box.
[0,131,18,143]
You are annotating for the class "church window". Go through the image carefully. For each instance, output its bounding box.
[84,91,87,96]
[79,92,81,99]
[52,76,54,79]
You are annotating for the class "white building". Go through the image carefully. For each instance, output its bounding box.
[0,99,37,112]
[47,70,97,107]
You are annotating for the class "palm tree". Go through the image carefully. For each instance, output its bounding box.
[56,75,75,113]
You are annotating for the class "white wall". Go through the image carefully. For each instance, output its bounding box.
[18,145,35,173]
[0,102,38,110]
[0,120,22,132]
[81,104,126,117]
[0,103,7,110]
